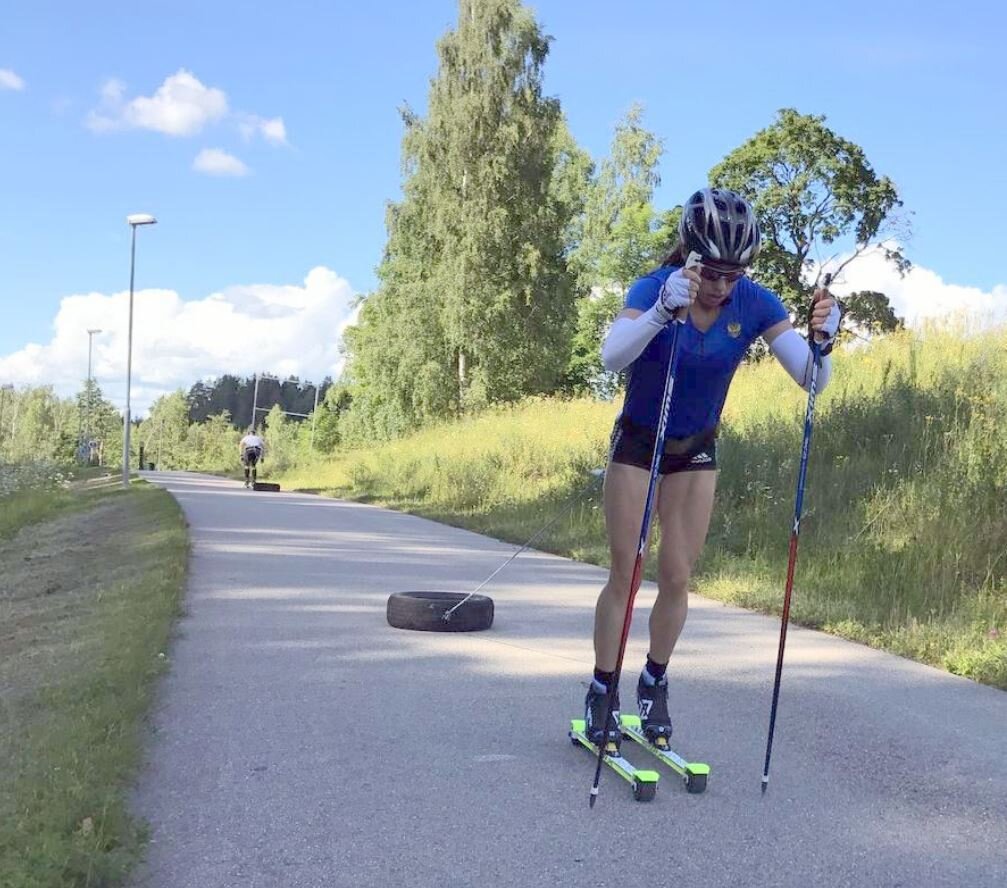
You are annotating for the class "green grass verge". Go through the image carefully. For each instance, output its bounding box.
[0,466,123,540]
[0,482,188,887]
[0,487,80,539]
[276,327,1007,690]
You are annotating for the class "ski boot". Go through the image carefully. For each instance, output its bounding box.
[637,673,673,749]
[584,683,621,755]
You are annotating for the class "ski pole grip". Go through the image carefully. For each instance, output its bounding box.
[676,251,703,324]
[809,273,834,352]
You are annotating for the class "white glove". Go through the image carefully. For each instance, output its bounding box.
[809,285,842,354]
[655,269,696,323]
[815,301,841,341]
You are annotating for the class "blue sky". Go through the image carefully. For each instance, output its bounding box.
[1,0,1005,408]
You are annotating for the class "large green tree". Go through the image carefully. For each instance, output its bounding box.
[710,108,910,318]
[843,290,904,334]
[74,380,121,465]
[564,105,674,394]
[342,0,580,439]
[568,104,665,294]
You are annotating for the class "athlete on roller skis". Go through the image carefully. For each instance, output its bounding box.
[583,188,841,751]
[239,427,266,488]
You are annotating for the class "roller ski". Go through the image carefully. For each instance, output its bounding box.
[619,674,709,794]
[569,684,658,801]
[569,718,659,802]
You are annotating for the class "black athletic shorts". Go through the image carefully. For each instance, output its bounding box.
[242,446,262,467]
[609,416,718,475]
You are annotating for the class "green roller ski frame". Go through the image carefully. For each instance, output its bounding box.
[569,719,659,802]
[619,714,710,794]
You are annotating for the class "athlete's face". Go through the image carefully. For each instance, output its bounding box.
[696,263,745,307]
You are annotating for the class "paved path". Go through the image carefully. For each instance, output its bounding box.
[132,471,1007,888]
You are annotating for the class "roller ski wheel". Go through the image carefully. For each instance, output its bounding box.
[633,778,657,802]
[686,772,708,794]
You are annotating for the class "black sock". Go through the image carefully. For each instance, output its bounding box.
[593,668,615,692]
[644,655,668,684]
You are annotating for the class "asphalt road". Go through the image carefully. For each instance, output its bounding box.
[131,471,1007,888]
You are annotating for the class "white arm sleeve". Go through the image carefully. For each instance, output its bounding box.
[601,306,668,373]
[768,328,833,393]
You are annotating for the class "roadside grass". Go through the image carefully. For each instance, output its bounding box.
[0,465,119,540]
[277,326,1007,690]
[0,481,188,887]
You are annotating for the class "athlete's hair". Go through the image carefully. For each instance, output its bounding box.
[659,242,689,267]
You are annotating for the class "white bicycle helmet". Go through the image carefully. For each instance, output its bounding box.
[680,188,761,266]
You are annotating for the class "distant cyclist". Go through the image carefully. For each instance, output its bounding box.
[239,427,266,488]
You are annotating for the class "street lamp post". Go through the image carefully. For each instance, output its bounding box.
[122,213,157,488]
[251,373,261,430]
[310,383,321,450]
[85,328,102,443]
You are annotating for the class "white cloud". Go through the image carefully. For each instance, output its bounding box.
[87,69,228,136]
[238,113,288,145]
[825,247,1007,330]
[193,148,250,177]
[0,68,25,91]
[85,69,289,148]
[259,117,287,145]
[0,268,360,414]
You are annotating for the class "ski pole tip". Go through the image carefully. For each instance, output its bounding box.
[589,787,599,808]
[761,776,769,795]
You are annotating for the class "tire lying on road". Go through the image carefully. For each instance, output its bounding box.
[252,482,281,492]
[386,591,494,632]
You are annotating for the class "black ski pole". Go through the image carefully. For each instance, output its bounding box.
[761,273,832,794]
[589,254,699,807]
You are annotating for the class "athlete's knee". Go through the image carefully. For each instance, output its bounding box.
[657,560,691,599]
[604,564,639,603]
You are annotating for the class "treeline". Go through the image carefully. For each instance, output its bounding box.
[136,391,334,474]
[187,375,332,428]
[0,374,336,475]
[0,383,328,476]
[332,0,908,445]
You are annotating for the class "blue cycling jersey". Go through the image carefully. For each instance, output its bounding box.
[621,266,789,437]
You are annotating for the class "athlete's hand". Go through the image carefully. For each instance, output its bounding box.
[655,267,700,323]
[809,286,841,344]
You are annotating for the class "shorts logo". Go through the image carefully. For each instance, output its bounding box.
[727,322,742,338]
[690,451,713,465]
